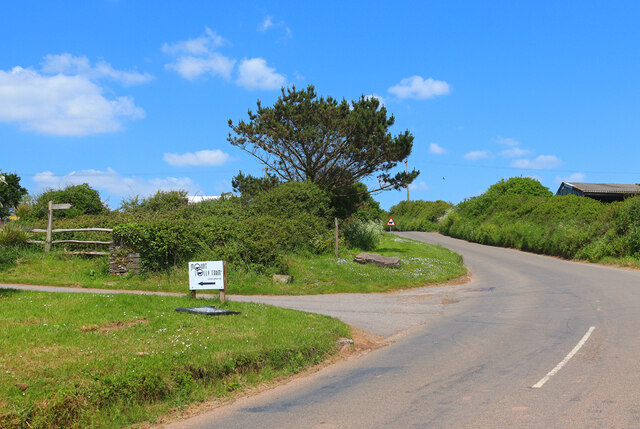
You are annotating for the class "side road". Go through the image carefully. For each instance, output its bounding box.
[0,276,473,339]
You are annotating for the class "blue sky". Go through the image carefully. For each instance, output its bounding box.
[2,1,639,210]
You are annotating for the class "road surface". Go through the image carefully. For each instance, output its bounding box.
[169,232,640,428]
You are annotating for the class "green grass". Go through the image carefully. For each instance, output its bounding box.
[244,234,466,295]
[0,234,466,295]
[0,290,349,428]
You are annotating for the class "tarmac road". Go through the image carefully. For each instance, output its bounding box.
[169,232,640,428]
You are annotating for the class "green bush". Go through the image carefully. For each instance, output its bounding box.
[113,221,206,272]
[112,184,332,274]
[60,181,347,275]
[344,219,384,250]
[119,190,188,213]
[439,177,640,263]
[252,181,331,220]
[30,184,107,219]
[388,200,452,231]
[613,197,640,256]
[483,176,553,198]
[0,221,28,246]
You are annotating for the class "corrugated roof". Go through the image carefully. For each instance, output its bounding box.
[565,182,640,194]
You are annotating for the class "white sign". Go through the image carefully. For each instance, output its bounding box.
[51,203,72,210]
[188,260,225,290]
[386,217,396,226]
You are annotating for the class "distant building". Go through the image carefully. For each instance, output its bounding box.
[187,195,220,205]
[556,182,640,202]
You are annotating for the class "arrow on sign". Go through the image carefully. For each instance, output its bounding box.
[198,281,216,286]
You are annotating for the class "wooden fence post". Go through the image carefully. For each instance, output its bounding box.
[45,200,53,252]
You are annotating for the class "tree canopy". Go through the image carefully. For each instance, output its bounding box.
[231,171,280,202]
[228,85,419,195]
[0,171,28,220]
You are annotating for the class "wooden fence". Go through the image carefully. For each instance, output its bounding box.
[27,228,113,255]
[26,201,113,255]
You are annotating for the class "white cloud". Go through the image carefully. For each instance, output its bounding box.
[511,155,562,170]
[162,27,225,56]
[165,54,235,80]
[257,16,291,36]
[388,75,450,100]
[495,136,520,147]
[164,28,285,88]
[464,150,491,161]
[429,142,447,155]
[0,66,145,136]
[409,180,429,191]
[163,149,231,166]
[163,28,235,80]
[556,172,586,183]
[41,54,153,86]
[500,147,531,158]
[258,16,274,32]
[236,58,286,90]
[494,136,532,158]
[33,168,200,198]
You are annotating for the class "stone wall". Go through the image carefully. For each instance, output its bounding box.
[109,243,140,276]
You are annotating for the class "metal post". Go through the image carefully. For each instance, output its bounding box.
[45,200,53,252]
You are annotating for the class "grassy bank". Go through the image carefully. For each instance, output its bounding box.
[0,290,349,428]
[439,178,640,264]
[0,234,466,295]
[387,200,452,232]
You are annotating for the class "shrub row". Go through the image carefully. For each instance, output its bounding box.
[438,177,640,261]
[388,200,452,232]
[14,180,390,273]
[109,182,333,273]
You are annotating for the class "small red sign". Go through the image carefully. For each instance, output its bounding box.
[386,217,396,227]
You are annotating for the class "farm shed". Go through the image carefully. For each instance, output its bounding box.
[556,182,640,202]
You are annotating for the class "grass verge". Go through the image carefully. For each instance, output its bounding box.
[0,234,466,295]
[0,290,349,428]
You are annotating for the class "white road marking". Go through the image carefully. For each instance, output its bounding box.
[531,326,595,389]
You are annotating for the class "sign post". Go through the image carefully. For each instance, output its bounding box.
[45,201,72,252]
[188,260,226,302]
[386,217,396,232]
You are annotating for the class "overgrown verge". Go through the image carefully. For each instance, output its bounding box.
[0,290,349,428]
[0,234,466,295]
[438,177,640,263]
[1,179,468,294]
[23,182,333,275]
[388,200,452,232]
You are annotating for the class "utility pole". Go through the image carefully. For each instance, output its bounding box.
[406,160,410,201]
